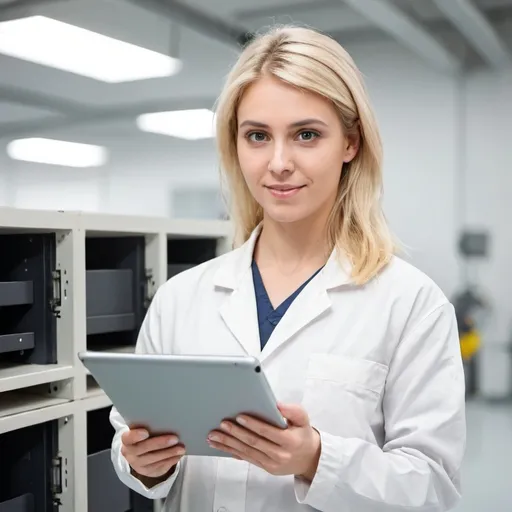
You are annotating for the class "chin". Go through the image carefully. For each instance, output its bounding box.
[264,206,310,224]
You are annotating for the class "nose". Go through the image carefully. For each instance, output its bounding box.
[268,141,294,175]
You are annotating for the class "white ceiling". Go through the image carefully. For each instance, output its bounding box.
[0,0,511,143]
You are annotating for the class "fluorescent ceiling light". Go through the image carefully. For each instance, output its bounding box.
[137,109,216,140]
[0,15,182,82]
[7,138,108,167]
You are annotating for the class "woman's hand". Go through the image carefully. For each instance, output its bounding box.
[207,403,321,481]
[121,429,186,482]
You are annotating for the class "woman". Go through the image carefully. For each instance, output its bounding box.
[110,26,466,511]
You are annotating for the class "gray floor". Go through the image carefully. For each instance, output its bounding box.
[455,399,512,511]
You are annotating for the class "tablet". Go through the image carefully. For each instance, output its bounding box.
[78,351,287,457]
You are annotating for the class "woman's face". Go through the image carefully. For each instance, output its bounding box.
[236,75,359,225]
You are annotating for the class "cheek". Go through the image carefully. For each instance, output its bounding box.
[303,150,342,189]
[238,146,266,188]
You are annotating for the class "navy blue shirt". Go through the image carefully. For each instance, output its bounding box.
[252,260,323,349]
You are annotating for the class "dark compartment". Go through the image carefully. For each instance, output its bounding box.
[87,450,130,512]
[0,494,34,512]
[0,421,58,512]
[86,237,145,351]
[0,234,57,365]
[86,270,135,335]
[87,408,152,512]
[167,237,218,279]
[167,263,194,279]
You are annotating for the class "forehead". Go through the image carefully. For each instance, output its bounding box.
[237,75,337,124]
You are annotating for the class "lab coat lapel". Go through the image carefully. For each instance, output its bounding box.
[260,280,330,362]
[218,269,261,358]
[214,227,261,358]
[213,226,354,362]
[260,250,353,363]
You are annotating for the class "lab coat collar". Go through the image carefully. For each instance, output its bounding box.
[213,224,355,361]
[213,224,354,291]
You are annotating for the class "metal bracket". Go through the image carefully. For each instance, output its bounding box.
[49,269,62,318]
[51,456,63,506]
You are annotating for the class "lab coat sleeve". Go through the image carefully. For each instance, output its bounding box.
[295,302,466,511]
[109,286,182,499]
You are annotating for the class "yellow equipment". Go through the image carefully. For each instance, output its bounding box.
[460,327,481,361]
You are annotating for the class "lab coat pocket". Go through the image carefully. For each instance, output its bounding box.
[302,353,388,438]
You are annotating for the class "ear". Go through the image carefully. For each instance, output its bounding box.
[343,132,360,163]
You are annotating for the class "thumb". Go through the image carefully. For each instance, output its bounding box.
[277,402,310,427]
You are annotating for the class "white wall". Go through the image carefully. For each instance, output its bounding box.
[347,41,460,298]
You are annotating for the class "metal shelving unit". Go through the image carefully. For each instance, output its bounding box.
[0,207,233,512]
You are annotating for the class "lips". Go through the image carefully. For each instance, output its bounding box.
[265,185,305,199]
[266,185,304,191]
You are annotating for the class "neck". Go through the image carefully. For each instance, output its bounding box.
[255,214,331,272]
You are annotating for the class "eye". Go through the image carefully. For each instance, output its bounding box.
[247,132,268,143]
[297,130,319,142]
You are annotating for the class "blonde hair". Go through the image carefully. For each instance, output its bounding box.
[215,25,396,284]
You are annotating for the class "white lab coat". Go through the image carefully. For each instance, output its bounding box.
[110,227,466,512]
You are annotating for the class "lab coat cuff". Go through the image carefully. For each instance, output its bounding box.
[115,448,180,499]
[294,430,342,509]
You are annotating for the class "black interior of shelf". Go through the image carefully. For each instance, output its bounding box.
[87,407,152,512]
[86,237,145,351]
[0,494,34,512]
[0,234,57,366]
[0,420,58,512]
[167,237,218,279]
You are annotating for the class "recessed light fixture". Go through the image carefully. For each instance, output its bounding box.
[7,138,108,167]
[136,109,216,140]
[0,16,182,82]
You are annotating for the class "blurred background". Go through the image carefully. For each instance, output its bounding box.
[0,0,510,509]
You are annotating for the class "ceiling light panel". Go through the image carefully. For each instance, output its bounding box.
[0,16,182,82]
[137,109,216,140]
[7,138,108,167]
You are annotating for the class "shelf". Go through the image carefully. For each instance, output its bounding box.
[79,211,164,235]
[0,493,34,512]
[0,208,235,512]
[0,363,74,393]
[0,282,33,307]
[0,206,75,231]
[0,333,35,355]
[166,218,232,238]
[86,314,136,335]
[80,391,112,412]
[0,389,70,419]
[0,393,74,434]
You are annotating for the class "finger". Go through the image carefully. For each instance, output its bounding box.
[139,455,183,478]
[130,435,180,457]
[137,445,186,468]
[207,439,262,468]
[234,415,288,445]
[208,431,272,467]
[276,403,310,427]
[122,429,149,446]
[219,421,284,461]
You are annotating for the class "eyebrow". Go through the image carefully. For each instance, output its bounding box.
[239,118,328,129]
